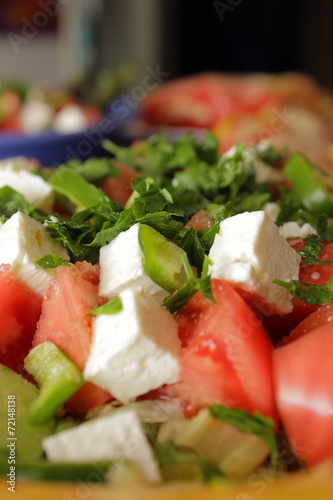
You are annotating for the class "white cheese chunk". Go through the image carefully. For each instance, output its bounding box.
[0,212,69,296]
[278,221,318,239]
[99,223,169,304]
[42,408,161,483]
[263,202,317,239]
[18,99,53,134]
[208,210,301,315]
[0,156,37,171]
[53,103,88,134]
[0,165,54,213]
[84,287,180,403]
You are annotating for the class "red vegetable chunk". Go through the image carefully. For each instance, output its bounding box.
[0,264,42,372]
[168,279,278,424]
[274,323,333,467]
[33,261,112,411]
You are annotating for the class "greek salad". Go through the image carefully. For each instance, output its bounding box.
[1,131,333,486]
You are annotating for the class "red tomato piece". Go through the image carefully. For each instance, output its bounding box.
[0,264,42,372]
[273,323,333,467]
[102,161,138,207]
[279,302,333,346]
[65,381,112,414]
[264,240,333,342]
[33,261,111,411]
[168,279,278,424]
[185,210,214,231]
[33,261,100,369]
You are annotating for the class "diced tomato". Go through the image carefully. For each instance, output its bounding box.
[167,279,278,424]
[273,323,333,467]
[82,105,102,127]
[278,302,333,346]
[65,381,112,414]
[33,261,111,411]
[264,240,333,342]
[185,210,214,231]
[0,264,42,372]
[141,73,279,128]
[102,161,138,207]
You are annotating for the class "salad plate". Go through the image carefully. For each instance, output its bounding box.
[1,130,333,497]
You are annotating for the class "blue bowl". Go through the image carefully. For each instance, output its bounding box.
[0,109,131,167]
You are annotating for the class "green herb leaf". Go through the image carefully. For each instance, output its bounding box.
[274,276,333,305]
[0,186,43,220]
[298,234,333,267]
[209,405,279,475]
[91,297,123,316]
[35,253,70,269]
[154,440,223,482]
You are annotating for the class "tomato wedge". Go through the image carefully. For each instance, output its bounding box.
[279,302,333,346]
[168,279,278,424]
[273,323,333,467]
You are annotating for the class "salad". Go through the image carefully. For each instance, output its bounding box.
[0,132,333,493]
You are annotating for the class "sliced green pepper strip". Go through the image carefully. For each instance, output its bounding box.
[24,342,84,426]
[0,364,53,461]
[282,152,333,216]
[0,459,112,482]
[138,224,187,292]
[48,167,102,212]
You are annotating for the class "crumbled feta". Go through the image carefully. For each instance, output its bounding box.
[99,223,169,304]
[278,221,318,239]
[84,287,180,403]
[0,212,69,296]
[53,104,88,134]
[208,210,301,315]
[0,165,54,213]
[263,203,317,239]
[42,408,162,483]
[18,99,53,134]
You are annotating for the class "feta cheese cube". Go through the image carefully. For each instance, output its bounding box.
[84,287,180,403]
[208,210,301,315]
[53,103,88,134]
[263,202,317,239]
[18,100,53,134]
[42,408,161,483]
[0,164,54,213]
[0,212,69,296]
[278,221,318,239]
[99,223,169,304]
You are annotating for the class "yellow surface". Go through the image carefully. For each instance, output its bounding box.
[2,469,333,500]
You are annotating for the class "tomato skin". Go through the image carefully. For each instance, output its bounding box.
[169,279,278,424]
[279,302,333,346]
[0,264,42,372]
[102,161,138,207]
[273,323,333,467]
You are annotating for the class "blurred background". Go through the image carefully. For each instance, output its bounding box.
[0,0,332,90]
